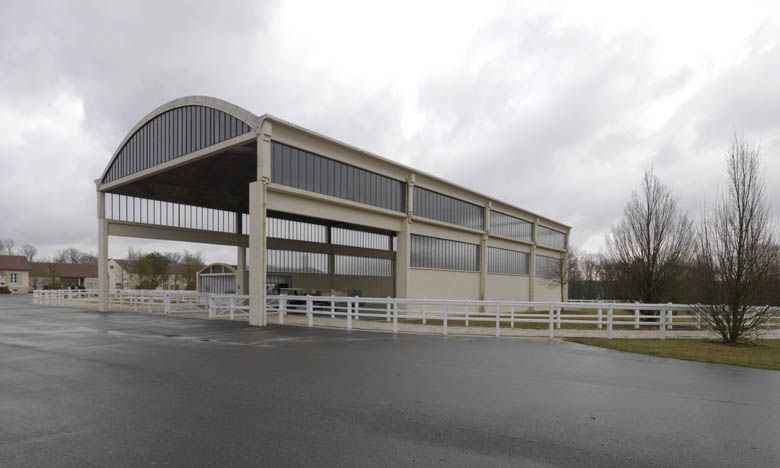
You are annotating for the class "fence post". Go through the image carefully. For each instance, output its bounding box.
[667,303,673,330]
[548,303,554,338]
[634,308,640,329]
[510,307,515,329]
[355,297,360,320]
[164,292,171,315]
[556,307,562,329]
[279,296,286,324]
[229,296,236,320]
[695,309,701,329]
[347,299,352,330]
[443,304,448,336]
[495,301,501,337]
[306,295,313,327]
[386,298,391,322]
[659,308,666,340]
[393,302,398,334]
[597,308,603,329]
[607,308,613,339]
[330,298,335,318]
[208,294,215,318]
[465,304,469,327]
[422,301,427,325]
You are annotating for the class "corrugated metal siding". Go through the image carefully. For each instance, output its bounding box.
[535,254,561,277]
[103,105,252,184]
[413,186,484,230]
[537,226,566,250]
[490,211,533,242]
[410,234,479,271]
[487,247,529,275]
[271,141,406,212]
[200,275,236,294]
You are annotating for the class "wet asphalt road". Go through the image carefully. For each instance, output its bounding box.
[1,294,779,468]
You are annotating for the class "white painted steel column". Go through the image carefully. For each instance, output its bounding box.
[480,201,490,301]
[236,245,246,295]
[395,173,414,299]
[236,212,247,295]
[97,185,109,312]
[529,218,538,301]
[248,121,272,326]
[248,181,267,327]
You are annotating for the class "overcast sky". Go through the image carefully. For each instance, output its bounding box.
[1,0,779,264]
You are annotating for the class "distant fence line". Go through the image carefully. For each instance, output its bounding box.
[32,289,780,339]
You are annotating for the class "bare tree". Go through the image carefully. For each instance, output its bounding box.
[568,252,603,300]
[0,239,15,255]
[548,248,577,301]
[21,244,37,262]
[179,250,205,290]
[694,136,780,343]
[54,247,97,264]
[605,169,694,303]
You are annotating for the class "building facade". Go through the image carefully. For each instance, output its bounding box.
[0,255,32,293]
[96,96,570,326]
[30,262,98,290]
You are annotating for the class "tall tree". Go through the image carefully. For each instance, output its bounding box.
[21,244,37,262]
[0,239,15,255]
[694,135,780,343]
[605,169,694,303]
[548,248,577,302]
[133,252,171,290]
[54,247,97,264]
[178,250,205,290]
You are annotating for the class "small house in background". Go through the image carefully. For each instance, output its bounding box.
[0,255,32,293]
[30,262,98,290]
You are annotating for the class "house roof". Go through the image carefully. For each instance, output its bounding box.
[31,262,98,278]
[0,255,32,271]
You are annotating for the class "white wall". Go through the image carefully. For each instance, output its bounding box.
[407,269,480,300]
[484,274,530,301]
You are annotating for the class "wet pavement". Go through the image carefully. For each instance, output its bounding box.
[1,294,779,467]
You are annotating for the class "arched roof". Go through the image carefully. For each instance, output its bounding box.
[198,263,238,275]
[99,96,260,187]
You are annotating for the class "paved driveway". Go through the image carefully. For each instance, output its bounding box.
[1,294,778,467]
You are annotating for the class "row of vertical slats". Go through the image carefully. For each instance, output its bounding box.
[103,105,252,184]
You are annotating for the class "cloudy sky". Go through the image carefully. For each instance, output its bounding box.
[1,0,779,264]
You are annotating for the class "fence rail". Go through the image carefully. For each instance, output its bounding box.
[32,290,780,339]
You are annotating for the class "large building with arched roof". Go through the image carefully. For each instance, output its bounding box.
[96,96,570,326]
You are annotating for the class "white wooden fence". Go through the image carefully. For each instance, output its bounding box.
[32,289,779,339]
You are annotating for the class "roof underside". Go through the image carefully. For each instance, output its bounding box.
[102,103,254,186]
[107,141,257,213]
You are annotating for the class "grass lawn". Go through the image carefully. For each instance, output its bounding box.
[567,338,780,371]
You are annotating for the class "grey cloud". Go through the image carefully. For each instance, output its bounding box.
[1,2,779,261]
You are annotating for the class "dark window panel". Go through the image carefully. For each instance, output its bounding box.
[487,247,529,275]
[269,141,406,213]
[537,226,566,249]
[413,187,484,230]
[410,234,478,271]
[535,254,561,277]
